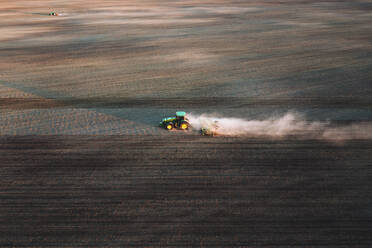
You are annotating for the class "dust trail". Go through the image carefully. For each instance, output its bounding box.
[187,112,372,140]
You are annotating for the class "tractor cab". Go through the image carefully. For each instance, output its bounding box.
[176,111,186,121]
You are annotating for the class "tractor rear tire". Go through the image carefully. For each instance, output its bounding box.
[180,121,189,130]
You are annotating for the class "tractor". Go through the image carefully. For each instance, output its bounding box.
[160,111,190,131]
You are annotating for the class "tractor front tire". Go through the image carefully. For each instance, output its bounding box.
[165,123,174,130]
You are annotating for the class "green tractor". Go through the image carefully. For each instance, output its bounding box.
[160,111,190,131]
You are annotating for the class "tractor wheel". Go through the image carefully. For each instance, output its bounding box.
[165,123,174,130]
[180,121,189,130]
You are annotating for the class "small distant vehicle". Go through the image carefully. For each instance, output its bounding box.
[160,111,190,130]
[200,121,219,136]
[49,12,59,16]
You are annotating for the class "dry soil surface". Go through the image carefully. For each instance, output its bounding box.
[1,0,372,247]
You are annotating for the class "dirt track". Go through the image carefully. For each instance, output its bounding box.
[1,0,372,247]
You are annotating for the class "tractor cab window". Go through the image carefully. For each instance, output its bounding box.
[176,111,186,121]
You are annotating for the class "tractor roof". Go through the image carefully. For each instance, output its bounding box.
[176,111,186,117]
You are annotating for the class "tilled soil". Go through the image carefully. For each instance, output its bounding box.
[1,0,372,135]
[1,0,372,246]
[1,135,372,247]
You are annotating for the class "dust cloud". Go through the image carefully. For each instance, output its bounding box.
[187,112,372,140]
